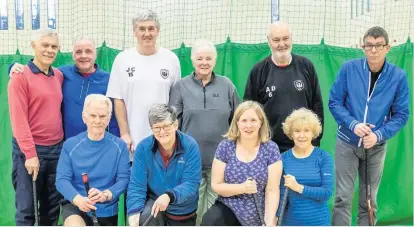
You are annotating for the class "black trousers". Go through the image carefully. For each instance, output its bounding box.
[61,201,118,226]
[140,198,197,226]
[201,200,241,226]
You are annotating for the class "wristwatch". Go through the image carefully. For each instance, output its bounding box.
[165,191,175,203]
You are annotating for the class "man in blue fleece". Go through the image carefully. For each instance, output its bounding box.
[56,94,130,226]
[329,26,410,226]
[127,104,201,226]
[9,36,119,139]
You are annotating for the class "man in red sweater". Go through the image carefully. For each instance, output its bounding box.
[8,28,64,226]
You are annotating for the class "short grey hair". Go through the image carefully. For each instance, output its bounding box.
[132,9,160,32]
[148,104,177,126]
[31,28,60,44]
[191,39,217,60]
[363,26,389,45]
[83,94,112,115]
[266,21,293,37]
[73,35,96,46]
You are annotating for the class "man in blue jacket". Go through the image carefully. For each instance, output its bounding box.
[329,26,410,226]
[9,36,119,139]
[127,104,201,226]
[56,94,130,226]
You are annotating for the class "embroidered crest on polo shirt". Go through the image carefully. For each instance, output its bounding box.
[126,67,135,77]
[294,80,304,91]
[160,69,169,79]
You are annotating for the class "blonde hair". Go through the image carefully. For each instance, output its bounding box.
[282,108,322,140]
[223,101,271,143]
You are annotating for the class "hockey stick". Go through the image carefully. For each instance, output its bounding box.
[82,173,100,226]
[277,187,289,226]
[141,214,154,226]
[248,177,265,225]
[33,177,39,226]
[365,149,375,226]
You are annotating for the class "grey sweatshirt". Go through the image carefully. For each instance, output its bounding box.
[169,72,240,168]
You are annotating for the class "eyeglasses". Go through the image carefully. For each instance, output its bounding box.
[151,122,174,133]
[362,44,387,51]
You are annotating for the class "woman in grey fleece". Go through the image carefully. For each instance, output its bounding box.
[169,39,241,225]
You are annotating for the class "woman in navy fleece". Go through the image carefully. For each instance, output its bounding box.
[276,108,333,226]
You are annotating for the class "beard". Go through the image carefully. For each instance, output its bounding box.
[273,50,291,60]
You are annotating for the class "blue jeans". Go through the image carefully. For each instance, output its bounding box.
[12,138,63,226]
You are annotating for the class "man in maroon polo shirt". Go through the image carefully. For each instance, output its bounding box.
[8,28,64,226]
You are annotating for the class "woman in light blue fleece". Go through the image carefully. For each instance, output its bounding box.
[169,39,241,224]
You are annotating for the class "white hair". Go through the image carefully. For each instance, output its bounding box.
[73,35,96,46]
[132,9,160,32]
[191,39,217,60]
[266,21,293,37]
[83,94,112,115]
[31,28,60,44]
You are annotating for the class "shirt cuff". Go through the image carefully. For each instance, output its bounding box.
[373,130,383,143]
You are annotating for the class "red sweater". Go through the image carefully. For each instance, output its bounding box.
[8,64,64,159]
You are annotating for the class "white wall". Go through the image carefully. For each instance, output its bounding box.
[0,0,412,55]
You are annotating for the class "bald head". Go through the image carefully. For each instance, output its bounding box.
[267,21,292,38]
[72,36,97,73]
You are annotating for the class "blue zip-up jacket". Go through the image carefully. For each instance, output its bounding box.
[60,64,120,139]
[329,58,410,146]
[8,63,120,139]
[56,131,130,217]
[127,131,202,216]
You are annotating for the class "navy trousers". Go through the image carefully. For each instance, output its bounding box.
[12,138,63,226]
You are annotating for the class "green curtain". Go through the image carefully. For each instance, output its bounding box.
[0,39,412,225]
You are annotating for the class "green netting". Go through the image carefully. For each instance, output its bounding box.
[0,39,412,225]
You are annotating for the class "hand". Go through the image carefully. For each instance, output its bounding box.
[25,157,40,181]
[9,63,25,76]
[284,175,301,193]
[363,133,378,149]
[265,216,276,226]
[121,133,135,153]
[354,123,375,137]
[73,194,97,213]
[243,178,258,194]
[151,194,171,218]
[275,217,279,225]
[128,213,140,226]
[88,188,106,203]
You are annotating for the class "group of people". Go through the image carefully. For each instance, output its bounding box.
[7,8,409,227]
